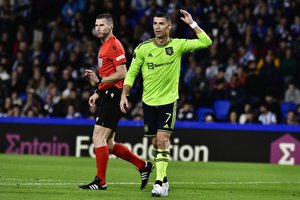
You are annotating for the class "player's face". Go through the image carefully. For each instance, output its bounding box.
[95,18,112,38]
[153,17,171,39]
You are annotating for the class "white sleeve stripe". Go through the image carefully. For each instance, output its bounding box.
[116,54,125,61]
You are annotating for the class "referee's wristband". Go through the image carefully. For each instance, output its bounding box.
[97,75,102,84]
[189,21,198,29]
[94,89,100,95]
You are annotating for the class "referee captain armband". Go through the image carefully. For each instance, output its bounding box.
[189,21,198,29]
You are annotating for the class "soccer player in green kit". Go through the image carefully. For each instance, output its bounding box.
[120,9,212,197]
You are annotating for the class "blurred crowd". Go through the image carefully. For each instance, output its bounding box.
[0,0,300,125]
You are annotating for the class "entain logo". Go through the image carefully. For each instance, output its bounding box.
[76,136,209,162]
[5,134,70,156]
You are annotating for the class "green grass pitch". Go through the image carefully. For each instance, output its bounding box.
[0,154,300,200]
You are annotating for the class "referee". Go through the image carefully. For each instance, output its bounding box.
[79,13,153,191]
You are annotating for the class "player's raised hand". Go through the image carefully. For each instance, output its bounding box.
[179,9,194,25]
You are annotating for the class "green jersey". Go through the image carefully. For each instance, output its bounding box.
[124,32,212,106]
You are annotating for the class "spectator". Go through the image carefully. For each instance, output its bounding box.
[264,94,281,122]
[65,104,82,119]
[205,113,215,123]
[280,47,298,86]
[188,66,210,107]
[26,66,46,98]
[183,55,198,85]
[210,67,227,100]
[290,15,300,37]
[0,63,9,81]
[177,101,195,121]
[9,70,26,94]
[8,104,22,117]
[258,103,277,124]
[226,74,246,112]
[284,81,300,105]
[239,103,256,124]
[61,0,80,24]
[238,45,255,67]
[285,110,297,125]
[21,89,43,116]
[258,51,282,97]
[244,60,263,104]
[228,110,239,124]
[295,105,300,124]
[205,58,219,80]
[10,91,22,106]
[224,56,238,83]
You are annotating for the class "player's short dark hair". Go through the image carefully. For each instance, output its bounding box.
[96,13,113,25]
[154,12,172,23]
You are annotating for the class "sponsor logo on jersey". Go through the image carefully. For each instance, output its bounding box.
[146,61,174,69]
[147,63,154,69]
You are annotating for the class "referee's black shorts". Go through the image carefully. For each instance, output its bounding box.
[143,101,177,138]
[95,88,122,132]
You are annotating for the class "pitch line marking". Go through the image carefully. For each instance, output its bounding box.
[1,180,300,186]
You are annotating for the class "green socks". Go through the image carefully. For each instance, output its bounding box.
[154,149,170,182]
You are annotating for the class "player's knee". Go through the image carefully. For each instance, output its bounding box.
[107,139,115,152]
[92,132,105,144]
[156,137,169,149]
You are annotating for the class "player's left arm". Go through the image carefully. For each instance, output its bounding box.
[179,9,212,52]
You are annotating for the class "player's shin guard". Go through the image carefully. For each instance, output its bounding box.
[152,147,158,158]
[155,149,170,182]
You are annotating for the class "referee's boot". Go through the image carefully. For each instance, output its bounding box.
[79,176,107,190]
[139,161,154,190]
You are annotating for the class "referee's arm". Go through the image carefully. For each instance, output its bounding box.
[101,64,127,83]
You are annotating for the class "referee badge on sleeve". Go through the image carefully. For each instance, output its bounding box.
[165,47,173,55]
[98,58,103,68]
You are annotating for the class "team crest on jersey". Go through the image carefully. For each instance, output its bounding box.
[165,47,173,55]
[144,124,149,133]
[98,58,103,68]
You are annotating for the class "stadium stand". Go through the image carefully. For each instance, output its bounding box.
[196,107,213,122]
[0,0,300,124]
